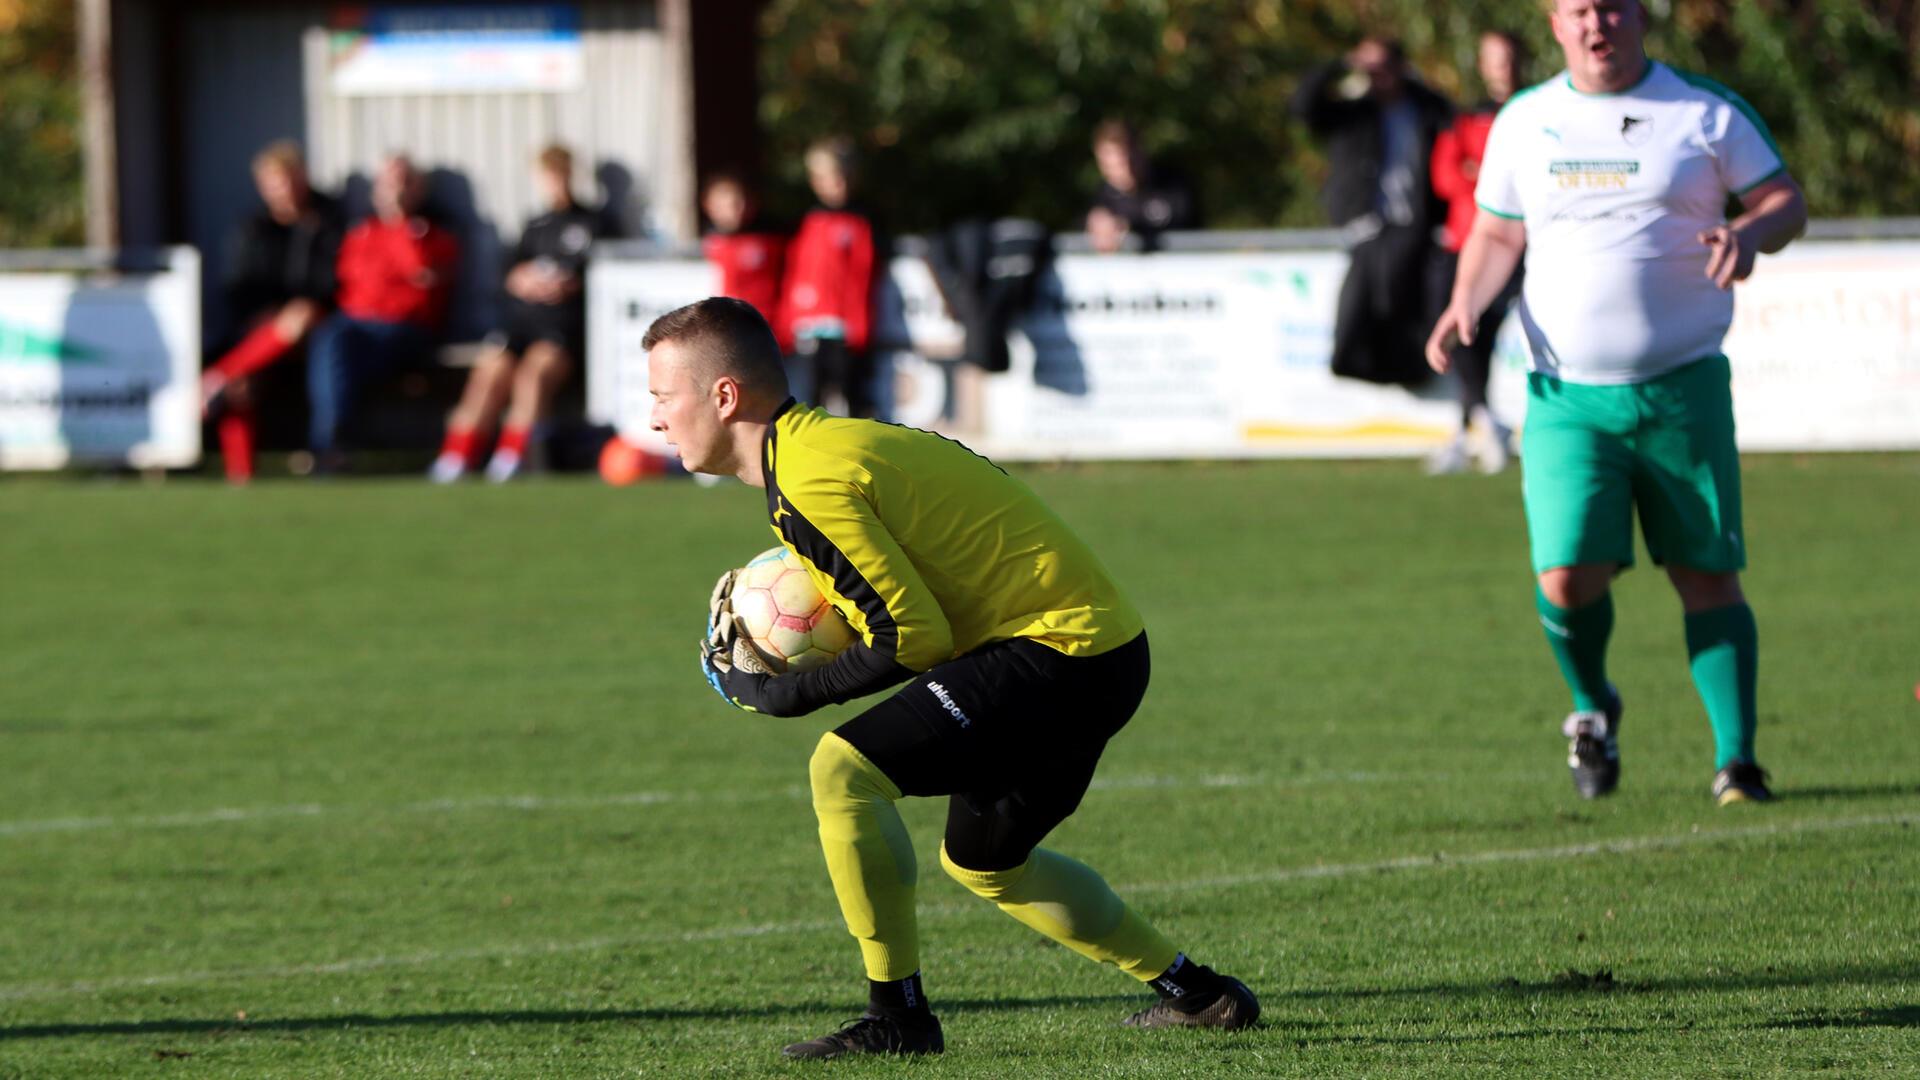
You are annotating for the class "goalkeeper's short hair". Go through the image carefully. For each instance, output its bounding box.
[642,297,789,403]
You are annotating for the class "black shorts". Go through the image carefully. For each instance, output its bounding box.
[488,298,585,359]
[834,632,1150,871]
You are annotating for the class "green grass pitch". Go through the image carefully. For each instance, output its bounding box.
[1,454,1916,1077]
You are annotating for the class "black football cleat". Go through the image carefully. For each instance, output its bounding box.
[1711,762,1773,806]
[1122,976,1260,1031]
[781,1012,944,1060]
[1562,688,1623,799]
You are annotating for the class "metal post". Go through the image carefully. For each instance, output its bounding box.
[658,0,698,244]
[77,0,119,250]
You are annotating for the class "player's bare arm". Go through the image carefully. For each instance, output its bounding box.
[1699,174,1808,290]
[1426,210,1527,372]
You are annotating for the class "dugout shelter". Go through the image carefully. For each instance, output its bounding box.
[79,0,762,345]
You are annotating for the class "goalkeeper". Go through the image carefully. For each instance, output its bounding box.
[646,297,1259,1060]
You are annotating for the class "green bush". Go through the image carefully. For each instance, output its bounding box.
[759,0,1920,232]
[0,0,85,248]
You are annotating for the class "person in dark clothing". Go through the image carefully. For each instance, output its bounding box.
[431,145,606,483]
[1426,30,1527,474]
[1085,120,1199,254]
[1292,37,1453,385]
[778,138,880,418]
[202,140,345,483]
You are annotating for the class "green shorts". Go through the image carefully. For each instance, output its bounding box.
[1521,354,1745,576]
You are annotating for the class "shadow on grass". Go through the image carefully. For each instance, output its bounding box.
[0,992,1140,1042]
[1275,960,1920,1003]
[1766,1005,1920,1030]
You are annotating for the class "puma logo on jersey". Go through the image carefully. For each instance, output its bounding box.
[1621,115,1652,146]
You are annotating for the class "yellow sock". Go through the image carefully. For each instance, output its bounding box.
[940,844,1178,980]
[809,733,920,981]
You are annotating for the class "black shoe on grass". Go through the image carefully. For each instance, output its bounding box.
[1563,688,1623,799]
[781,1013,944,1060]
[1122,976,1260,1031]
[1711,762,1773,806]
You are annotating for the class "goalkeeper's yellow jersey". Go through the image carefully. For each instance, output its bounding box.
[764,400,1143,677]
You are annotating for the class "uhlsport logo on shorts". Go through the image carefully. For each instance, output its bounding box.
[925,681,972,728]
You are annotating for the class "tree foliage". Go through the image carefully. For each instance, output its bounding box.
[0,0,84,248]
[759,0,1920,232]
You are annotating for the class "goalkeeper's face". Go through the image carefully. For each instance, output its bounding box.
[647,340,729,475]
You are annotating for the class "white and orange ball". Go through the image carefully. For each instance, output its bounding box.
[729,547,856,673]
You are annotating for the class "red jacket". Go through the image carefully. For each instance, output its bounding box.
[1431,106,1500,253]
[335,216,460,328]
[704,229,788,349]
[778,207,874,353]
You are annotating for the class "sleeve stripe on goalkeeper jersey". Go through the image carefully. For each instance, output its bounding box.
[772,491,901,661]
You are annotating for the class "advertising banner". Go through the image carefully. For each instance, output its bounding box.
[590,240,1920,461]
[329,5,584,96]
[585,258,717,455]
[0,249,201,470]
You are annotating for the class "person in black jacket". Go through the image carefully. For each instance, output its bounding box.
[431,144,610,483]
[202,140,345,483]
[1292,37,1453,385]
[1085,120,1199,253]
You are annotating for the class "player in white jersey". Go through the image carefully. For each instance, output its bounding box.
[1425,0,1807,804]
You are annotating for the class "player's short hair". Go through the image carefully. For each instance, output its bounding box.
[642,297,788,401]
[252,139,306,176]
[1359,35,1407,65]
[1091,119,1137,150]
[702,169,748,195]
[804,136,857,180]
[537,143,573,176]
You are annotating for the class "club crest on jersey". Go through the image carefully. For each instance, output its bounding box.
[1620,115,1652,147]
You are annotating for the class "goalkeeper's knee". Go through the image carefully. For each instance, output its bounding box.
[809,732,903,814]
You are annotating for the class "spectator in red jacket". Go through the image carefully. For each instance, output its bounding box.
[778,138,879,417]
[1426,30,1525,474]
[700,172,787,348]
[431,144,609,483]
[306,155,460,469]
[202,140,344,483]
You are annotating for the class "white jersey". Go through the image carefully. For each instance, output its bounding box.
[1475,62,1786,384]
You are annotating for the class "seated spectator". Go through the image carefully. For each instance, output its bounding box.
[202,140,344,483]
[431,144,608,483]
[1085,120,1198,253]
[700,172,787,348]
[306,154,460,471]
[778,138,879,418]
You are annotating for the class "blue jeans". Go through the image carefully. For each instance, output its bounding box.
[306,316,432,454]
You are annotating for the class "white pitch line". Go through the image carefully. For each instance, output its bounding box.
[1128,811,1920,894]
[1,811,1911,1004]
[0,770,1418,839]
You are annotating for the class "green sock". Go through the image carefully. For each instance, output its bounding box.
[1684,603,1758,769]
[1537,588,1614,713]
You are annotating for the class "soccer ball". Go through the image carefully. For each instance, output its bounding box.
[729,547,856,673]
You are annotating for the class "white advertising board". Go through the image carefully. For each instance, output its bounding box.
[590,240,1920,462]
[1488,240,1920,450]
[329,5,585,96]
[0,249,202,470]
[584,257,717,456]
